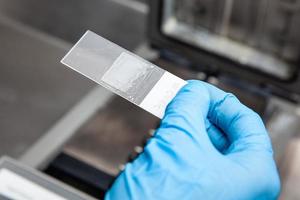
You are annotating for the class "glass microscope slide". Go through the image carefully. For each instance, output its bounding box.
[61,30,187,119]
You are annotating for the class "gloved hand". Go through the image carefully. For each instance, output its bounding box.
[105,80,280,200]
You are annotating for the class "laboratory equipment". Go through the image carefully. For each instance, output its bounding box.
[0,157,96,200]
[61,31,186,119]
[149,0,300,99]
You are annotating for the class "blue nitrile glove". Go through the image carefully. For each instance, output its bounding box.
[105,80,280,200]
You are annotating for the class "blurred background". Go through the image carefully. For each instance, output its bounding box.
[0,0,300,199]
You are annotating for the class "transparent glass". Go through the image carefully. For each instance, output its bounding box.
[61,31,186,118]
[61,30,164,105]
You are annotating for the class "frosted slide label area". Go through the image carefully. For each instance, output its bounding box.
[140,71,186,118]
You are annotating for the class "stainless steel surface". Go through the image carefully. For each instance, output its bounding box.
[266,97,300,162]
[279,139,300,200]
[0,0,147,170]
[0,0,147,51]
[161,0,300,79]
[110,0,148,14]
[20,87,112,169]
[64,96,159,175]
[0,16,94,159]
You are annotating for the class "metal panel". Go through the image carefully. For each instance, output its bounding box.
[148,0,300,98]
